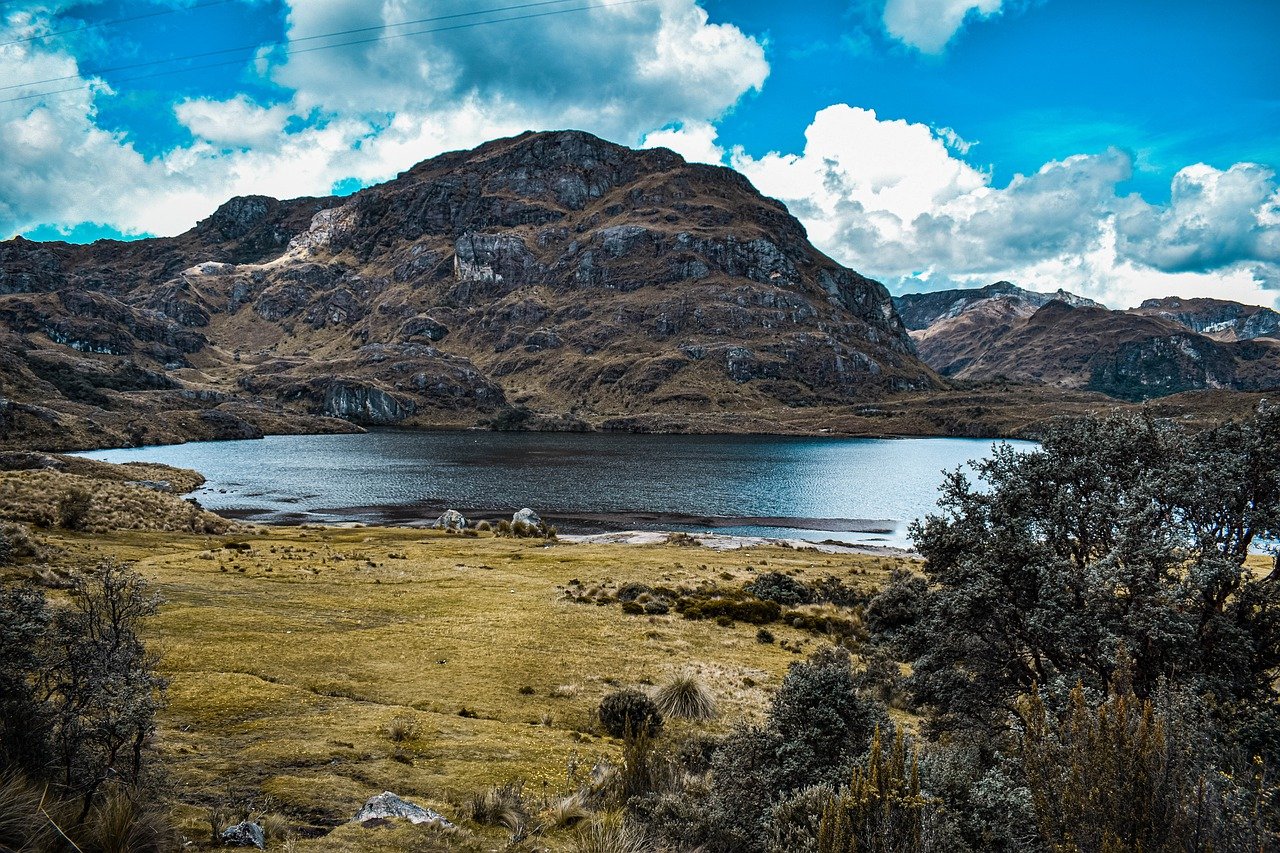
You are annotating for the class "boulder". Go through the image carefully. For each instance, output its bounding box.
[512,507,541,527]
[219,821,265,849]
[434,509,466,530]
[353,791,454,828]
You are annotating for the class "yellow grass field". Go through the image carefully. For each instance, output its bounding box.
[39,525,917,851]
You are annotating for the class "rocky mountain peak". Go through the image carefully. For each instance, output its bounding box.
[0,129,941,447]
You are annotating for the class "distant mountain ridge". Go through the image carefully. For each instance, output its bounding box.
[892,281,1103,330]
[904,283,1280,400]
[1128,296,1280,342]
[0,129,941,449]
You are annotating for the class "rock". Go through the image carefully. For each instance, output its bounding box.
[353,791,454,828]
[512,507,541,527]
[434,509,466,530]
[127,480,172,492]
[219,821,265,848]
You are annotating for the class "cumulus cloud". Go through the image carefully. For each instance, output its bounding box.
[881,0,1004,53]
[174,95,294,150]
[0,0,767,238]
[640,121,726,164]
[732,105,1280,308]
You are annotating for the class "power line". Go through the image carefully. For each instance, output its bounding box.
[0,0,239,50]
[0,0,597,94]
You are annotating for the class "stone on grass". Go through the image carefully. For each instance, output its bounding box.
[512,507,541,527]
[220,821,265,848]
[433,509,466,530]
[353,791,454,828]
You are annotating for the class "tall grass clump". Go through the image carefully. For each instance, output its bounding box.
[652,673,717,721]
[571,813,651,853]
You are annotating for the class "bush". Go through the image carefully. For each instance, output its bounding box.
[681,596,781,625]
[653,673,717,721]
[598,689,664,739]
[747,572,812,606]
[57,487,93,530]
[0,522,40,565]
[1014,684,1278,852]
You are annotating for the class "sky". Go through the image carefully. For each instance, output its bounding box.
[1,0,1278,309]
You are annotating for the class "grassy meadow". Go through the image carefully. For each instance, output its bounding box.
[34,524,920,851]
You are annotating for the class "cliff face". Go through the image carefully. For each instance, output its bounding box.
[910,294,1280,401]
[0,130,939,449]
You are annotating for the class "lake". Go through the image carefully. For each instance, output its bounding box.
[78,431,1037,548]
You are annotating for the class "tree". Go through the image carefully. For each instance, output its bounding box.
[0,561,166,819]
[903,409,1280,747]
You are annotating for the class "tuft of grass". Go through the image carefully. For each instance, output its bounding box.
[539,791,589,830]
[469,781,527,830]
[260,812,291,844]
[652,672,718,721]
[0,770,53,851]
[384,715,419,744]
[86,785,174,853]
[571,813,651,853]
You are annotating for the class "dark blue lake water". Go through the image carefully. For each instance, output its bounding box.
[78,431,1036,548]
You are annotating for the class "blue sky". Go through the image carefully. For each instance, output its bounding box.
[2,0,1278,307]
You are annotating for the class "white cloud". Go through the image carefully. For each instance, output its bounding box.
[0,0,767,238]
[640,121,726,164]
[174,95,293,150]
[732,104,1280,309]
[882,0,1004,53]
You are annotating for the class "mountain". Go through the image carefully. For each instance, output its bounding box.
[1127,296,1280,341]
[0,130,940,450]
[892,281,1103,330]
[911,297,1280,400]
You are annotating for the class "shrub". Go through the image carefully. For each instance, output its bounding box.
[1014,684,1278,852]
[598,689,664,739]
[681,596,781,625]
[57,487,93,530]
[756,627,775,644]
[496,520,513,536]
[475,520,493,532]
[815,727,929,853]
[747,572,812,606]
[653,673,718,721]
[0,522,40,565]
